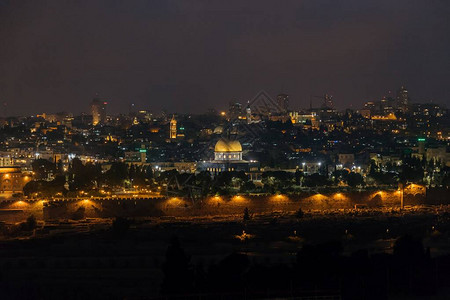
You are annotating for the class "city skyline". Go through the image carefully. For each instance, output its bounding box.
[0,85,444,118]
[1,2,450,298]
[0,0,449,116]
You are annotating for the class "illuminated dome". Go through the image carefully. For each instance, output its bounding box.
[214,139,243,161]
[215,139,242,152]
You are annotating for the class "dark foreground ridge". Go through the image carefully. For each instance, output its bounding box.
[2,209,450,299]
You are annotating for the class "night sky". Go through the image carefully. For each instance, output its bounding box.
[0,0,449,116]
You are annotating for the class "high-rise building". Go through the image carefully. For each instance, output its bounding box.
[324,94,333,108]
[396,86,409,112]
[277,94,289,111]
[228,101,242,119]
[169,115,177,139]
[91,98,107,125]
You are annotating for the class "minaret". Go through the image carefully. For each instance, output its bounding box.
[170,115,177,139]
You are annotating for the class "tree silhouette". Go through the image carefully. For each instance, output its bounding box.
[296,207,304,219]
[161,236,193,295]
[243,207,251,221]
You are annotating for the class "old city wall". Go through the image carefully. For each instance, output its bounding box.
[0,200,44,223]
[0,188,445,222]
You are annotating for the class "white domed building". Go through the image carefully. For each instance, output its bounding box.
[197,138,259,177]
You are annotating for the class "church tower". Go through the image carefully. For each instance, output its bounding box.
[170,115,177,139]
[246,101,252,124]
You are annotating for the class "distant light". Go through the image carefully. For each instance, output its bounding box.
[232,195,245,202]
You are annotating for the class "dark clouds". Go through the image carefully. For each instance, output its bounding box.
[0,0,449,115]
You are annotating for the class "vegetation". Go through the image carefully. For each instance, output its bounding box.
[112,217,131,235]
[295,207,304,219]
[159,235,438,298]
[161,236,193,295]
[243,207,251,221]
[1,214,38,237]
[22,152,446,199]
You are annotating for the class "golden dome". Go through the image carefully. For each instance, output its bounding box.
[214,138,242,152]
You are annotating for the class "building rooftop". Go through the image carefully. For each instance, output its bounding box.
[214,139,242,153]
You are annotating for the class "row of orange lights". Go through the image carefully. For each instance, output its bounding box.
[11,186,425,206]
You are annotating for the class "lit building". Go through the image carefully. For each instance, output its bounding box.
[277,94,289,111]
[151,162,197,174]
[0,156,13,167]
[299,162,323,175]
[289,111,319,129]
[0,167,30,194]
[323,94,333,108]
[197,139,259,178]
[91,98,107,125]
[426,146,450,167]
[418,138,426,156]
[361,96,396,116]
[214,139,243,161]
[245,102,252,124]
[169,115,177,139]
[124,148,147,164]
[396,86,409,112]
[338,154,355,168]
[228,101,242,119]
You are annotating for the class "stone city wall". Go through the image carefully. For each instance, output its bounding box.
[0,187,445,222]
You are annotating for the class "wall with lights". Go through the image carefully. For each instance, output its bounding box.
[0,186,445,222]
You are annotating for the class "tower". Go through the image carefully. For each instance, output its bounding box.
[170,115,177,139]
[91,98,107,125]
[245,101,252,124]
[396,86,409,112]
